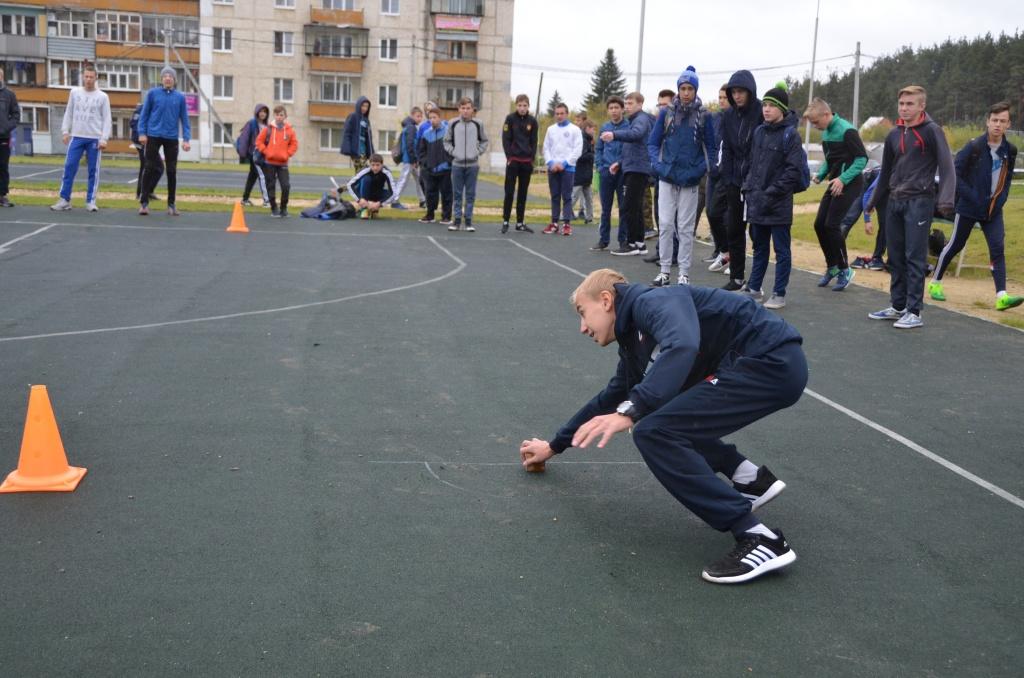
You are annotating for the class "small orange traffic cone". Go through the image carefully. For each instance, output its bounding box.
[226,202,249,233]
[0,385,86,493]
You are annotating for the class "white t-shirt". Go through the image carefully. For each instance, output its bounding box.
[989,143,1002,197]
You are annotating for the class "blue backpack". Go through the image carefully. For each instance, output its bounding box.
[784,126,811,193]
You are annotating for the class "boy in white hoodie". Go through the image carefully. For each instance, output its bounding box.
[542,103,583,235]
[51,64,111,212]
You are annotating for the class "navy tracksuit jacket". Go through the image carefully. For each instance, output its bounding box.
[550,283,807,534]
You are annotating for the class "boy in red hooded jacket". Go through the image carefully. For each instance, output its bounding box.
[255,105,299,217]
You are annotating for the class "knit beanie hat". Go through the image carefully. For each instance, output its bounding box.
[677,66,699,92]
[160,66,177,83]
[763,81,789,112]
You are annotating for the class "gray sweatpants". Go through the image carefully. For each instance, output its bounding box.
[658,181,700,277]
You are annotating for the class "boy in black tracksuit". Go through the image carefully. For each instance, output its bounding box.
[502,94,539,233]
[520,269,806,584]
[719,70,764,290]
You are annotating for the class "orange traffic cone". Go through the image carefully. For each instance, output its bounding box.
[0,385,86,493]
[226,202,249,233]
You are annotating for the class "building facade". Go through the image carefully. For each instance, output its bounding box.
[1,0,514,169]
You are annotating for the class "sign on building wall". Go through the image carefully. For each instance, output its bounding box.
[434,16,481,31]
[185,93,199,116]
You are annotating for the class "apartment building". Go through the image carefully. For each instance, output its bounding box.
[201,0,513,169]
[1,0,201,158]
[1,0,514,169]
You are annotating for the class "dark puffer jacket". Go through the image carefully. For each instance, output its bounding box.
[742,110,808,225]
[719,70,763,187]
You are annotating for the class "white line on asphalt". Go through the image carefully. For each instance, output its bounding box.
[14,168,62,180]
[0,223,56,254]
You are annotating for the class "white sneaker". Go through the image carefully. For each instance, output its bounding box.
[764,294,786,309]
[50,198,72,211]
[708,253,727,272]
[744,287,764,302]
[86,201,98,212]
[893,312,923,329]
[677,274,689,285]
[722,265,731,276]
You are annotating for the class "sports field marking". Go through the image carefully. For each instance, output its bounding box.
[0,235,465,342]
[512,241,1024,512]
[370,460,647,466]
[13,167,62,180]
[0,223,56,254]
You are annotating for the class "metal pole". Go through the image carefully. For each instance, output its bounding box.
[636,0,646,92]
[804,0,820,145]
[164,30,170,67]
[852,41,861,128]
[535,72,543,118]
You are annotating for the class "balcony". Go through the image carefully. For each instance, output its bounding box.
[305,27,368,73]
[308,102,355,122]
[95,42,199,64]
[427,79,482,111]
[0,34,47,60]
[429,0,484,16]
[432,60,477,79]
[309,8,363,26]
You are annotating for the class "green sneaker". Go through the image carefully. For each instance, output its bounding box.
[928,281,946,301]
[996,294,1024,311]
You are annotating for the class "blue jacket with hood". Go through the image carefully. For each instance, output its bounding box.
[647,91,717,187]
[596,117,629,174]
[341,96,373,158]
[742,110,808,225]
[611,109,654,175]
[399,114,418,164]
[719,70,763,188]
[549,283,802,453]
[236,103,269,161]
[138,85,191,142]
[954,134,1017,221]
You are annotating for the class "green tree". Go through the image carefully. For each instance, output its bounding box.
[545,89,565,117]
[583,48,627,109]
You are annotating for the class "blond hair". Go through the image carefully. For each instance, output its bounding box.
[803,97,831,118]
[571,269,627,305]
[898,85,927,103]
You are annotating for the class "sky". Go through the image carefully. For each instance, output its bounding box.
[509,0,1022,110]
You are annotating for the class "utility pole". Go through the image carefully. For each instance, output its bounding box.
[804,0,820,145]
[164,30,170,67]
[852,41,861,128]
[535,72,543,119]
[636,0,646,92]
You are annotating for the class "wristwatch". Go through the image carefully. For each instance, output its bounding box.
[616,400,637,421]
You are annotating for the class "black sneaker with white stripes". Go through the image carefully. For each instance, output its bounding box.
[701,531,796,584]
[733,465,786,511]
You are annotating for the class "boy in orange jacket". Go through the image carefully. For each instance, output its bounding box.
[255,105,299,217]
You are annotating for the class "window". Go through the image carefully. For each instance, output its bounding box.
[109,114,132,140]
[49,59,84,88]
[19,105,49,132]
[141,65,198,92]
[275,0,296,7]
[313,34,355,58]
[274,78,294,102]
[320,127,342,150]
[1,14,39,36]
[213,122,234,146]
[437,40,476,61]
[314,75,356,103]
[274,32,294,56]
[213,27,232,52]
[378,130,398,152]
[212,0,234,4]
[379,39,398,61]
[214,75,234,99]
[142,16,200,47]
[430,0,483,15]
[323,0,354,9]
[381,0,400,14]
[95,12,141,43]
[430,79,482,109]
[378,85,397,108]
[97,62,141,91]
[47,11,93,39]
[1,61,38,86]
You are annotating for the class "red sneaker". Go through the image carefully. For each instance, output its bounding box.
[561,223,573,236]
[542,223,559,235]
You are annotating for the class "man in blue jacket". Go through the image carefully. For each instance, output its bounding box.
[137,67,191,216]
[647,66,717,286]
[392,106,423,210]
[341,96,373,172]
[929,101,1021,311]
[719,70,764,290]
[601,92,654,256]
[592,96,629,251]
[520,268,806,584]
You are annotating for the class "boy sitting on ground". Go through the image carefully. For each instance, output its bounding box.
[346,153,396,219]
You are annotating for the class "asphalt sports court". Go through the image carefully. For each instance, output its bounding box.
[1,209,1021,676]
